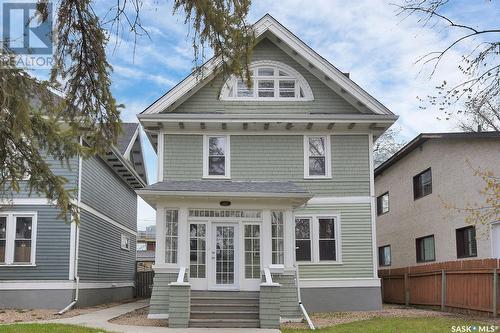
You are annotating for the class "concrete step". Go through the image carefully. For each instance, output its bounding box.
[189,319,260,328]
[190,310,259,320]
[191,296,259,305]
[191,303,259,312]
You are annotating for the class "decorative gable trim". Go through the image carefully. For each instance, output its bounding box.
[141,14,394,116]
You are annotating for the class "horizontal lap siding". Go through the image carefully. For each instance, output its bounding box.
[298,204,373,278]
[172,38,358,114]
[81,156,137,231]
[0,205,70,280]
[78,210,135,281]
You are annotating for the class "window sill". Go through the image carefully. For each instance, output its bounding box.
[303,176,332,180]
[202,175,231,180]
[0,264,36,267]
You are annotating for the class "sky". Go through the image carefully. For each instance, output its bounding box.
[8,0,499,230]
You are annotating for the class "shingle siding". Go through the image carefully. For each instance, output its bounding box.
[170,38,358,115]
[77,210,136,281]
[163,134,370,197]
[81,156,137,230]
[0,205,71,280]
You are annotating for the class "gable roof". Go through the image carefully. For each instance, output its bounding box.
[375,131,500,177]
[116,123,140,155]
[140,14,395,117]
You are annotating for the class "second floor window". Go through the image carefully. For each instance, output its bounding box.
[456,226,477,258]
[377,192,389,216]
[413,168,432,200]
[304,136,331,178]
[416,235,435,263]
[204,135,230,178]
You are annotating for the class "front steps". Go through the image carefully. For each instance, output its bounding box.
[189,291,260,328]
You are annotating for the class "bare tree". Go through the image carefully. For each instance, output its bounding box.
[457,97,500,132]
[373,128,405,167]
[394,0,499,122]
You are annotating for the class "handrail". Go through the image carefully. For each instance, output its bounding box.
[177,266,186,283]
[264,267,273,284]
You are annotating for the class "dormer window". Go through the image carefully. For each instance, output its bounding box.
[220,61,314,101]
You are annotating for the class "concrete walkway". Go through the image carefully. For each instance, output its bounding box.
[45,299,280,333]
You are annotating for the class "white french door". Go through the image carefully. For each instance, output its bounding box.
[210,223,239,289]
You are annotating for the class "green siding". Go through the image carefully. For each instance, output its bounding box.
[149,272,178,315]
[163,134,370,196]
[170,38,358,115]
[296,204,374,279]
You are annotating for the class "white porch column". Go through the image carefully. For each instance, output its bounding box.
[155,206,165,265]
[262,209,272,268]
[178,208,189,268]
[284,209,295,269]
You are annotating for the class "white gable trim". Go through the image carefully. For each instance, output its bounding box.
[141,14,393,116]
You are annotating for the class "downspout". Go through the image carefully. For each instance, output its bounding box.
[295,264,315,330]
[58,139,83,315]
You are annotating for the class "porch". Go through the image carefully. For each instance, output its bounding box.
[137,180,311,328]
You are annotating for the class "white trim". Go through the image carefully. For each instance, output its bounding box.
[0,198,52,205]
[141,14,394,116]
[299,277,381,288]
[77,202,137,236]
[368,133,378,278]
[148,314,169,320]
[0,280,134,290]
[123,125,140,161]
[137,190,311,199]
[202,135,231,179]
[307,196,371,206]
[220,60,314,101]
[0,212,37,266]
[157,131,164,182]
[303,135,332,179]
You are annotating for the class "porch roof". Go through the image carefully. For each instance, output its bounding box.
[137,180,312,206]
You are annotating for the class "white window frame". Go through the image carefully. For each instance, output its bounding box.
[304,135,332,179]
[220,60,314,101]
[121,234,131,251]
[203,135,231,179]
[0,212,37,266]
[165,208,179,264]
[295,214,342,264]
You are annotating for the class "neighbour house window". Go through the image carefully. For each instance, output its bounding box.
[416,235,435,263]
[0,213,36,265]
[413,168,432,200]
[271,211,284,265]
[121,234,131,251]
[204,135,230,178]
[456,226,477,258]
[304,136,331,178]
[378,245,391,266]
[244,224,260,279]
[295,218,312,261]
[220,61,314,101]
[190,224,206,278]
[318,218,337,261]
[165,209,178,264]
[377,192,389,215]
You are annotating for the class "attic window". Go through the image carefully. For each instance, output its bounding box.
[220,61,314,101]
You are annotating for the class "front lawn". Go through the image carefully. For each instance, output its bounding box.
[282,317,493,333]
[0,324,112,333]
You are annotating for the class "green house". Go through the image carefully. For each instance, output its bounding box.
[138,14,397,328]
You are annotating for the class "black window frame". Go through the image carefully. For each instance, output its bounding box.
[416,234,435,263]
[378,245,391,266]
[456,226,477,259]
[413,168,432,200]
[376,192,390,216]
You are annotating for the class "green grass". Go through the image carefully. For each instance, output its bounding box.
[0,323,113,333]
[282,317,493,333]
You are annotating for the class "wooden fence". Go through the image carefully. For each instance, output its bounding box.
[135,270,154,298]
[379,259,500,317]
